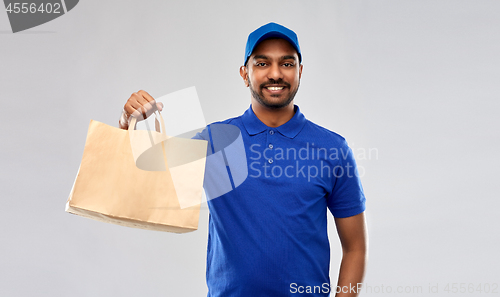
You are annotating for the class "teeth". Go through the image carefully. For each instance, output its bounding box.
[266,87,284,91]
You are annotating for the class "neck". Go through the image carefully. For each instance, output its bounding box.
[251,98,295,128]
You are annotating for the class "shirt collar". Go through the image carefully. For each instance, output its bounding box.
[241,104,307,139]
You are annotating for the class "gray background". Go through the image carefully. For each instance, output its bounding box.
[1,0,499,296]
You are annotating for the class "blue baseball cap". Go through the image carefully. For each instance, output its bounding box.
[244,22,302,66]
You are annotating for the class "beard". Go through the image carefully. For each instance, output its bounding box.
[249,78,300,109]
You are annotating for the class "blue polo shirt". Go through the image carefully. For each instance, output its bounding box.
[194,105,366,297]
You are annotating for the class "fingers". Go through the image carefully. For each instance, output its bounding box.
[138,90,155,103]
[135,90,156,119]
[131,94,150,120]
[123,90,161,122]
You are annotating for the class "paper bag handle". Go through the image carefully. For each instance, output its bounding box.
[128,111,167,136]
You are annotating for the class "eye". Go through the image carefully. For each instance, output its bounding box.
[256,62,267,67]
[283,63,294,67]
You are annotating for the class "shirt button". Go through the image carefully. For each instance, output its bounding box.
[268,144,273,149]
[269,130,274,135]
[268,158,273,164]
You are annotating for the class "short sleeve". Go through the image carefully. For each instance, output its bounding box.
[327,141,366,218]
[192,126,209,141]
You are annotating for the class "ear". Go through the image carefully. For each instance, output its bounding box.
[240,66,249,87]
[299,64,303,79]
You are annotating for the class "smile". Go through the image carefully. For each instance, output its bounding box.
[266,86,284,91]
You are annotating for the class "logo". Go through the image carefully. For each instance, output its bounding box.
[3,0,79,33]
[130,87,249,208]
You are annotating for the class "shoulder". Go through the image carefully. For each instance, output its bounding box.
[208,115,241,126]
[303,119,349,148]
[192,115,242,141]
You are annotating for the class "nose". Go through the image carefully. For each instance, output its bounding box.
[267,63,283,81]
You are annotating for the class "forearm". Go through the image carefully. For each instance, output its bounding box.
[335,250,366,297]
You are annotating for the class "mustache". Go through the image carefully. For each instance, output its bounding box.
[259,79,291,88]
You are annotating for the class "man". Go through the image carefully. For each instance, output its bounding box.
[119,22,367,297]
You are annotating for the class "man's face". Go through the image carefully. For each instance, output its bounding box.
[240,38,303,109]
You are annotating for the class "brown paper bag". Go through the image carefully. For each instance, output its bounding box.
[65,113,207,233]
